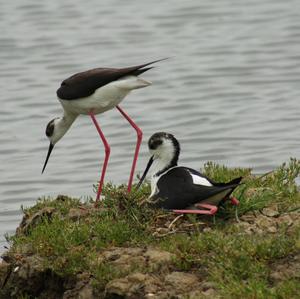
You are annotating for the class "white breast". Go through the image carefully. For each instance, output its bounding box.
[150,175,160,198]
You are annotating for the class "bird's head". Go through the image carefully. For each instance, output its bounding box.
[42,113,77,174]
[136,132,180,189]
[42,117,67,174]
[148,132,180,163]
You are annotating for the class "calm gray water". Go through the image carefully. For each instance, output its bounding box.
[1,0,299,252]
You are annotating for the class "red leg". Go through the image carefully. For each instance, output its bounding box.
[89,112,111,204]
[196,203,218,214]
[173,204,218,215]
[230,197,239,206]
[116,105,142,193]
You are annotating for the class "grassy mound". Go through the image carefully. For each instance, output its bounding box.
[1,159,299,298]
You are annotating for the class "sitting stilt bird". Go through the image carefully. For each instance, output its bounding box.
[137,132,242,215]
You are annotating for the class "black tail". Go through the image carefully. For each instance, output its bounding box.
[127,58,169,76]
[227,176,243,185]
[135,58,169,69]
[132,67,154,76]
[213,176,243,188]
[222,176,243,201]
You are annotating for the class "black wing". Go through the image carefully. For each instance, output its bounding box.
[152,167,241,209]
[56,59,165,100]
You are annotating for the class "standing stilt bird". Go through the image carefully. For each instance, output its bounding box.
[137,132,242,215]
[42,59,165,203]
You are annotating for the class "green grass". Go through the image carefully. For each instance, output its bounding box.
[203,158,300,218]
[4,158,300,298]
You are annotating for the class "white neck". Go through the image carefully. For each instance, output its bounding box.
[52,112,77,144]
[150,139,176,177]
[151,158,171,177]
[62,111,77,127]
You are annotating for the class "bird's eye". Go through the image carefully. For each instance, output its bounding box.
[149,139,163,150]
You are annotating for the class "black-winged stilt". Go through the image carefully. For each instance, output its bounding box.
[137,132,242,215]
[42,59,165,203]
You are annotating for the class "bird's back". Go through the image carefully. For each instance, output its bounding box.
[56,60,162,100]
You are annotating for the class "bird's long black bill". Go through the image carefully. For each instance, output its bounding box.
[42,143,54,174]
[136,156,154,190]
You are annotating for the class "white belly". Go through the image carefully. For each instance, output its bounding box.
[60,89,128,115]
[59,76,151,115]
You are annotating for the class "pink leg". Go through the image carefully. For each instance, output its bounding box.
[173,204,218,215]
[89,112,111,204]
[230,197,239,206]
[116,105,142,193]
